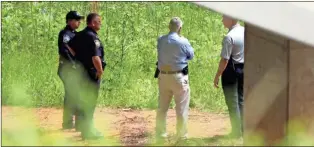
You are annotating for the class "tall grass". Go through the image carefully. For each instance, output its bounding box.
[2,2,227,111]
[3,2,314,146]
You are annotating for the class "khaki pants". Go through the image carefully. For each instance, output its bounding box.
[155,73,190,139]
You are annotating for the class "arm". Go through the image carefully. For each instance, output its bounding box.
[93,56,103,74]
[65,44,75,56]
[61,33,76,64]
[89,37,103,78]
[183,39,195,60]
[67,32,82,56]
[214,36,233,88]
[214,58,229,82]
[64,49,76,65]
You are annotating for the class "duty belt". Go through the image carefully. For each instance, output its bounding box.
[160,70,182,74]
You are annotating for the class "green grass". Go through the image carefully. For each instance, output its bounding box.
[3,2,314,146]
[1,2,233,146]
[2,1,228,112]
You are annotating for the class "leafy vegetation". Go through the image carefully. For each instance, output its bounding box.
[3,2,314,147]
[2,1,228,111]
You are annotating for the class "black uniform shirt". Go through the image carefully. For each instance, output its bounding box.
[69,26,105,70]
[58,25,76,62]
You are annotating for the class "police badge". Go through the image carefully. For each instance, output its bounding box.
[63,35,70,43]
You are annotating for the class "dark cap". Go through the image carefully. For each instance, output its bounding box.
[66,11,84,21]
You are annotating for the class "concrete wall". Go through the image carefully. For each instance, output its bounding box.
[288,41,314,139]
[244,24,314,145]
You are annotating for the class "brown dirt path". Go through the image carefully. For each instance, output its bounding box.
[2,106,242,146]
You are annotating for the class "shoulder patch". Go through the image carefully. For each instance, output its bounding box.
[94,40,100,48]
[63,34,70,43]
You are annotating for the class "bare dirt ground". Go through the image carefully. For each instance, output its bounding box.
[2,106,243,146]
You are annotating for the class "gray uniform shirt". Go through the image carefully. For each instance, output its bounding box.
[220,24,245,64]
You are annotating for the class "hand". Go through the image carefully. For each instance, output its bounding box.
[96,70,103,79]
[214,76,219,88]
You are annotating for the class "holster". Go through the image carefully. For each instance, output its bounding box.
[154,62,159,78]
[182,65,188,75]
[87,68,99,82]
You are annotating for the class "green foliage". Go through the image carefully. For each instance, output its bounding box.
[2,2,228,112]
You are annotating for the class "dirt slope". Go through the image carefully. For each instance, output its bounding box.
[2,106,242,146]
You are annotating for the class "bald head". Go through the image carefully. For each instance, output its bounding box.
[222,15,238,29]
[169,17,183,33]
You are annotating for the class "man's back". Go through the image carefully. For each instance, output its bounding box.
[69,27,100,69]
[157,32,194,71]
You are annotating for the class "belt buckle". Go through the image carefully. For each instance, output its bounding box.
[161,70,179,74]
[161,71,169,74]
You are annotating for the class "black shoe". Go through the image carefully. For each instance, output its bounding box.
[81,130,104,140]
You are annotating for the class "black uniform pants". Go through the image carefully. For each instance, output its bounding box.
[58,60,80,128]
[76,67,101,135]
[221,63,244,137]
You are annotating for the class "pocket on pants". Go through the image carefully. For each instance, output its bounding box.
[174,73,189,90]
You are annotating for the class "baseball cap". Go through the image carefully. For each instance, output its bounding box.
[66,11,84,20]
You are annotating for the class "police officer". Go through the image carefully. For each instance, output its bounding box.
[68,13,105,140]
[57,10,84,130]
[213,15,244,139]
[155,17,194,144]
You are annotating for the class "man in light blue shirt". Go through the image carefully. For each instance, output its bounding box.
[155,17,194,144]
[157,22,194,71]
